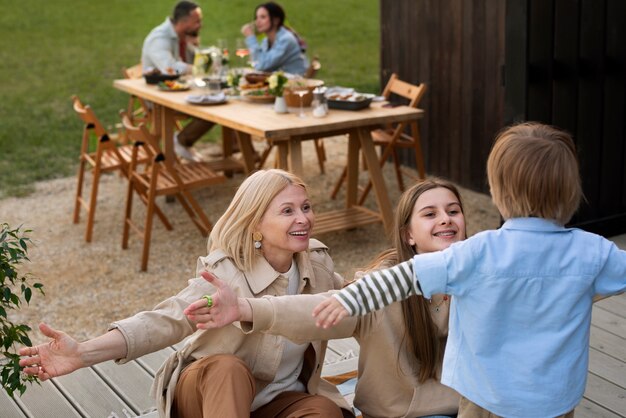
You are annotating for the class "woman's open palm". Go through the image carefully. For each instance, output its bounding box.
[18,323,84,381]
[184,271,241,329]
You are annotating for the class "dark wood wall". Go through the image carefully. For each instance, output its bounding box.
[379,0,506,193]
[380,0,626,235]
[505,0,626,235]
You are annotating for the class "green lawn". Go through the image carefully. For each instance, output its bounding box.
[0,0,379,198]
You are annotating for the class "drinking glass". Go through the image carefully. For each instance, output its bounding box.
[235,38,250,67]
[217,38,229,70]
[292,77,309,118]
[207,75,222,95]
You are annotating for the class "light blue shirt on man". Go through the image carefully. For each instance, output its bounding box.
[245,26,308,75]
[334,217,626,417]
[141,18,189,75]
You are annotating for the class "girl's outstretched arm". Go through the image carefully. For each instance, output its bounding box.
[313,259,420,322]
[312,297,349,328]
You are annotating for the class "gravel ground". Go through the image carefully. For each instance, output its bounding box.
[1,136,500,345]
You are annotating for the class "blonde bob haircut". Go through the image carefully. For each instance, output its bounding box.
[487,122,582,225]
[207,169,308,272]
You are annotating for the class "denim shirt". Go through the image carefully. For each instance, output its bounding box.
[246,26,309,75]
[141,18,189,75]
[413,217,626,417]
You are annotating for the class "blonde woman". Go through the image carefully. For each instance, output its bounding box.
[20,169,350,418]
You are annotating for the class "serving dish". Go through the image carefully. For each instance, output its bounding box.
[144,72,179,85]
[185,93,228,105]
[241,89,275,103]
[327,96,373,110]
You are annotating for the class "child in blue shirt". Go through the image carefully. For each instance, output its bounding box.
[313,122,626,418]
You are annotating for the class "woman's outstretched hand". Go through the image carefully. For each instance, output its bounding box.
[184,271,245,329]
[18,323,84,381]
[312,297,349,328]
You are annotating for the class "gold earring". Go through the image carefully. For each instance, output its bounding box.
[253,231,263,249]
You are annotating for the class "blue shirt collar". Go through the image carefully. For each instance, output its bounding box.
[501,217,566,232]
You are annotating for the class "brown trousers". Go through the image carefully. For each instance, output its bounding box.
[177,119,214,147]
[458,396,575,418]
[172,354,344,418]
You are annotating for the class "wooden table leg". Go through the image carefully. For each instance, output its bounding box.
[357,127,393,235]
[159,106,176,162]
[222,127,234,157]
[345,130,361,208]
[288,139,303,176]
[233,130,256,175]
[276,142,289,170]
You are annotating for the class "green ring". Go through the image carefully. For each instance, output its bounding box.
[203,295,213,308]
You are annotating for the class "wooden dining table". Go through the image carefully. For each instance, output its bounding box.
[113,78,423,236]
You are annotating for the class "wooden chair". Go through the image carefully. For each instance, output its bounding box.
[331,74,427,204]
[258,56,327,173]
[121,113,226,271]
[304,56,322,79]
[72,95,149,243]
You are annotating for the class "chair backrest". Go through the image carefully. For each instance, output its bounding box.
[72,95,108,138]
[72,95,125,159]
[382,73,427,108]
[122,63,143,80]
[122,112,195,192]
[121,112,161,161]
[304,56,321,79]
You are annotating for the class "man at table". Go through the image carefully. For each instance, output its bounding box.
[142,0,213,162]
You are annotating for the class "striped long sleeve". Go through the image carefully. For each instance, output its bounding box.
[333,259,422,315]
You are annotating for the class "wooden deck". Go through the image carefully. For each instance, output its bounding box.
[2,236,625,417]
[0,339,360,418]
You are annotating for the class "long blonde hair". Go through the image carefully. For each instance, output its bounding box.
[366,178,465,382]
[207,169,307,271]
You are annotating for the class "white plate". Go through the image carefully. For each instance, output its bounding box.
[185,93,227,105]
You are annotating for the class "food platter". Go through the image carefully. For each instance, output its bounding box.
[241,89,275,103]
[327,93,373,110]
[158,80,191,92]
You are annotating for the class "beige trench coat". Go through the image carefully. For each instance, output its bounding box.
[110,239,349,417]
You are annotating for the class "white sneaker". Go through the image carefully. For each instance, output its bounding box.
[174,133,201,162]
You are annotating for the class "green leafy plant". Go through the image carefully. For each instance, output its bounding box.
[0,223,44,397]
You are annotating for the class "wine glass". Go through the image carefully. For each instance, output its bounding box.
[217,38,229,71]
[235,38,250,68]
[292,77,309,118]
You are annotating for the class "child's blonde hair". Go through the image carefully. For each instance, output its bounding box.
[208,169,308,271]
[487,122,582,225]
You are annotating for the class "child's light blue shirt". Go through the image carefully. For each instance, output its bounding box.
[414,217,626,417]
